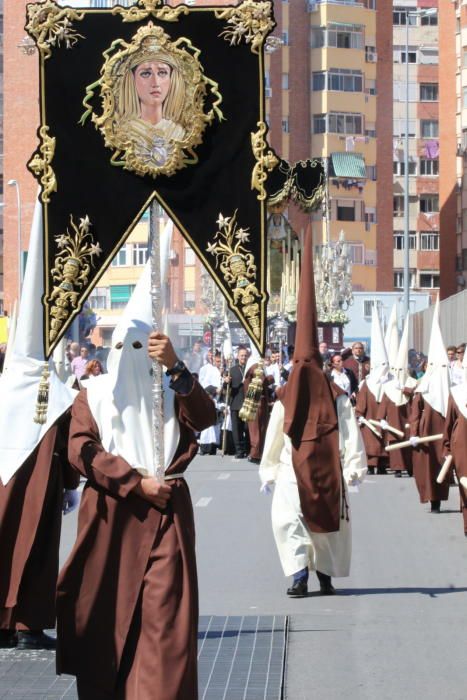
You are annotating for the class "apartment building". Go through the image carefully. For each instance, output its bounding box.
[392,2,440,301]
[266,0,393,293]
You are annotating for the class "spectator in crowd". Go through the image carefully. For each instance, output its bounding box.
[318,341,330,369]
[446,346,457,366]
[80,359,104,381]
[342,342,370,385]
[186,338,204,375]
[328,353,358,400]
[71,347,89,380]
[450,343,466,386]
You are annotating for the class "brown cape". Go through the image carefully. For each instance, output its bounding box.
[0,413,78,630]
[57,382,216,698]
[443,395,467,533]
[355,382,387,467]
[379,394,413,474]
[410,394,449,503]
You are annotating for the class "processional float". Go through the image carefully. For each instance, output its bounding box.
[25,0,325,480]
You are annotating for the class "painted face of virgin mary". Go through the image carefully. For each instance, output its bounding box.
[133,60,172,120]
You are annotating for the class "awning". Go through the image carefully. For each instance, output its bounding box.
[331,152,366,179]
[110,284,135,304]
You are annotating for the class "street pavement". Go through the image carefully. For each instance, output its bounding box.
[4,453,467,699]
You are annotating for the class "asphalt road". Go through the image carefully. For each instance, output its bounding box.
[61,455,467,700]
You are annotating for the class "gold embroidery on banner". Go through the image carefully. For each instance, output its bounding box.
[28,126,57,204]
[26,0,85,60]
[206,211,264,339]
[45,216,102,343]
[251,122,278,201]
[80,23,224,179]
[112,0,189,23]
[215,1,274,54]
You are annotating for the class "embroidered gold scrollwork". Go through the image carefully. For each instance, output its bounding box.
[112,0,189,23]
[26,0,85,60]
[215,1,274,54]
[45,216,102,343]
[251,122,279,201]
[28,126,57,204]
[206,211,264,340]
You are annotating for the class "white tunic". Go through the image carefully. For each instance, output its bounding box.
[259,396,367,578]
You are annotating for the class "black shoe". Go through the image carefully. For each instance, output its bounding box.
[367,467,375,475]
[394,470,402,478]
[377,466,387,475]
[0,630,17,648]
[316,571,336,596]
[286,579,308,598]
[430,500,441,513]
[16,631,56,650]
[247,456,260,464]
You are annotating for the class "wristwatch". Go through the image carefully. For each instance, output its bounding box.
[166,360,186,377]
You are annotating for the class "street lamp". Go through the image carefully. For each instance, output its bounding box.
[7,180,22,302]
[402,7,437,321]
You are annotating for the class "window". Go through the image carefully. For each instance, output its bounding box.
[419,47,438,64]
[420,83,438,101]
[393,9,417,26]
[282,73,289,90]
[349,243,364,264]
[463,87,467,109]
[420,195,439,213]
[463,49,467,68]
[364,299,381,318]
[393,160,417,176]
[421,12,437,26]
[393,119,416,137]
[281,30,289,45]
[111,247,128,267]
[313,114,326,134]
[328,112,363,134]
[421,120,439,138]
[393,81,418,102]
[312,72,325,90]
[393,196,404,216]
[366,165,377,180]
[393,232,416,250]
[328,69,363,92]
[419,159,439,176]
[394,270,415,289]
[281,118,290,133]
[365,123,376,138]
[365,208,376,230]
[184,246,196,266]
[132,243,147,266]
[365,79,377,96]
[401,51,417,64]
[337,203,355,221]
[420,233,440,251]
[89,287,108,310]
[110,284,135,309]
[310,27,325,49]
[419,272,440,288]
[183,291,196,309]
[327,23,364,50]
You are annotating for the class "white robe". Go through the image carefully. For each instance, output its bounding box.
[198,364,222,446]
[259,396,367,578]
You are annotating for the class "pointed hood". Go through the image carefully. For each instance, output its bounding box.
[3,301,17,374]
[281,230,342,534]
[366,303,389,402]
[415,297,450,416]
[384,303,399,373]
[384,313,416,406]
[86,229,179,477]
[0,200,76,486]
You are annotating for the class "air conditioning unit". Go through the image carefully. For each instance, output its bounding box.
[367,54,377,63]
[265,87,272,99]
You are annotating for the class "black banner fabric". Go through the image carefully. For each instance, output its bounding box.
[26,1,277,355]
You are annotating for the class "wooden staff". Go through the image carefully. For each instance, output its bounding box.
[369,419,404,439]
[385,434,443,452]
[436,455,453,484]
[360,416,382,438]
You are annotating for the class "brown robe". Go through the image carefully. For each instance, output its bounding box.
[244,364,273,461]
[443,395,467,534]
[379,393,413,474]
[0,414,78,630]
[410,394,449,503]
[56,382,216,699]
[354,382,387,468]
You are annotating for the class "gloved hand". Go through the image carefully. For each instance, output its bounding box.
[346,471,361,486]
[380,419,389,430]
[409,436,420,448]
[260,481,274,496]
[357,416,364,426]
[63,489,80,515]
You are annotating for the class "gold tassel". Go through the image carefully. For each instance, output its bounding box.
[33,363,51,425]
[239,360,264,422]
